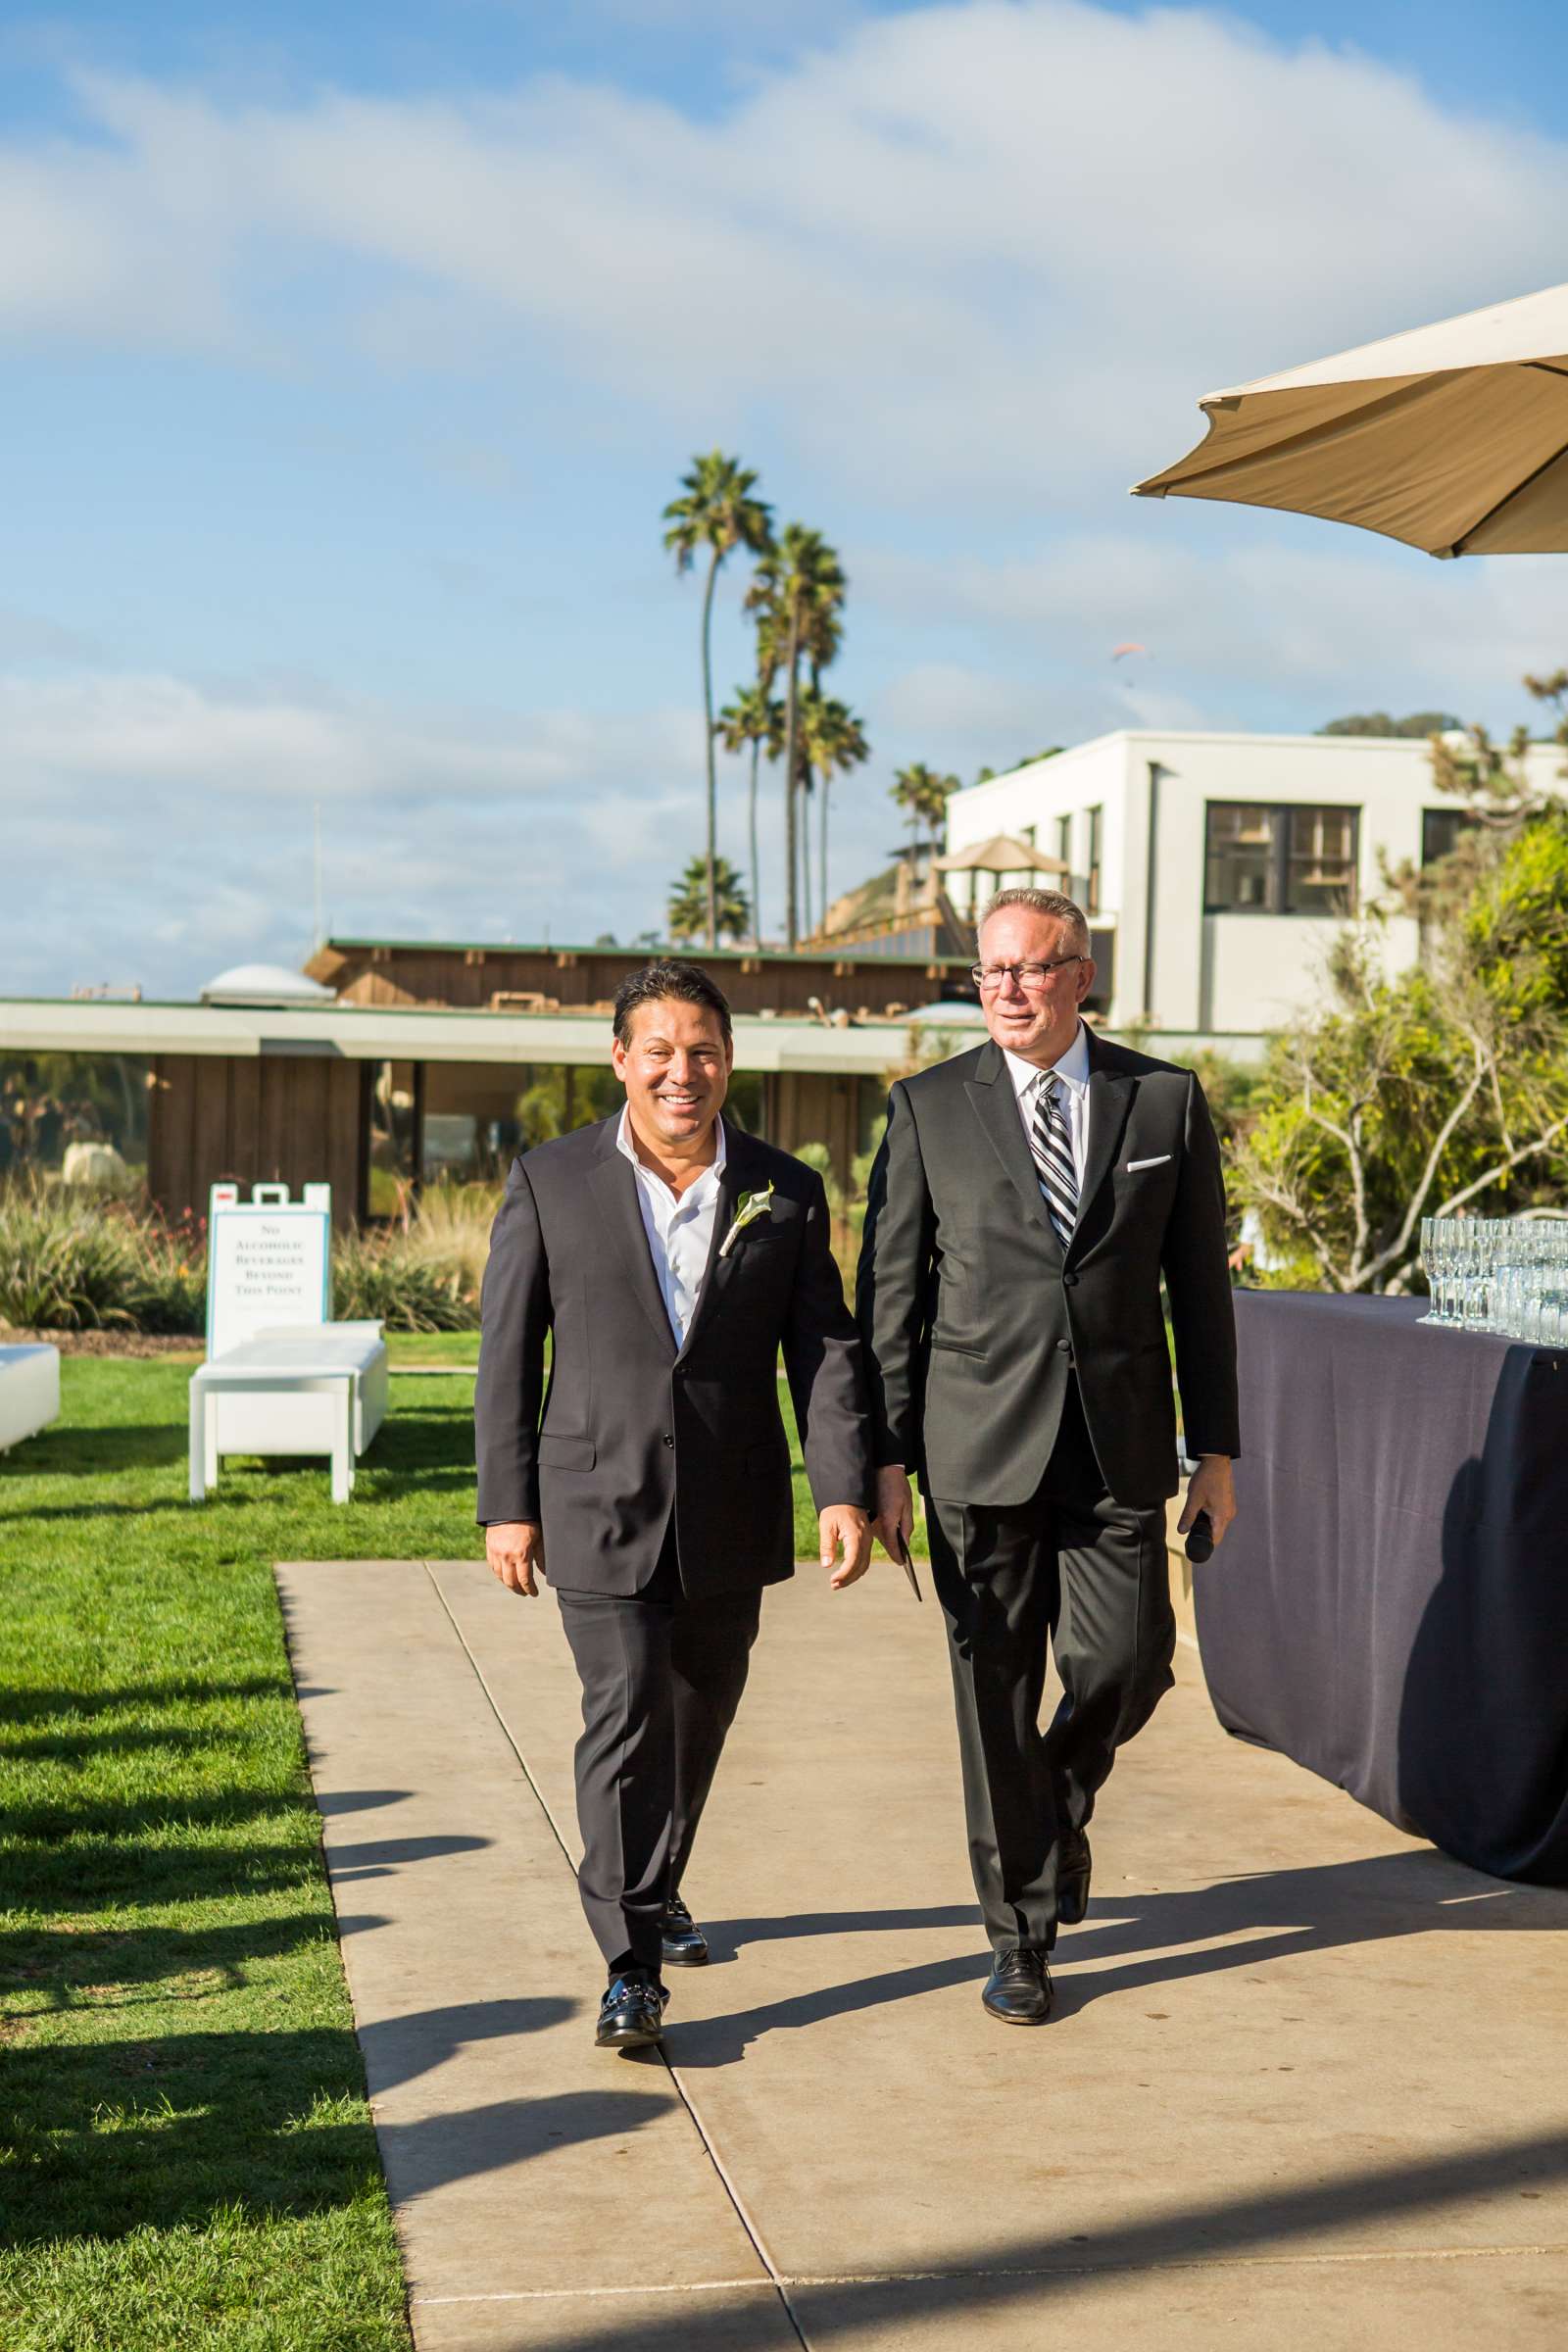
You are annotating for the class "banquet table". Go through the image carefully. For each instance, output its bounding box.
[1194,1289,1568,1885]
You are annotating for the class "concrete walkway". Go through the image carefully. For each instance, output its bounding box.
[275,1557,1568,2351]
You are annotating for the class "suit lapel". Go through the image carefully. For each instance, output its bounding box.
[587,1119,677,1358]
[1069,1033,1137,1261]
[963,1040,1062,1259]
[673,1119,751,1366]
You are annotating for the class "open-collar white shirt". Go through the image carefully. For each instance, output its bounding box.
[615,1106,727,1348]
[1003,1021,1091,1186]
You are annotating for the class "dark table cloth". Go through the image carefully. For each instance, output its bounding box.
[1196,1290,1568,1885]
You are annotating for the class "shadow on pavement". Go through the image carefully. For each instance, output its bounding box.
[473,2124,1568,2351]
[671,1846,1566,2063]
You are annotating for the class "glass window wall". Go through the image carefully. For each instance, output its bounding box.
[0,1054,153,1188]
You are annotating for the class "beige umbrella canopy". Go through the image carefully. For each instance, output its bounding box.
[1133,280,1568,558]
[936,833,1070,879]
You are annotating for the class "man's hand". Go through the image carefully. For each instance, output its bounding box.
[1178,1456,1237,1550]
[819,1504,871,1591]
[871,1464,915,1562]
[486,1520,546,1596]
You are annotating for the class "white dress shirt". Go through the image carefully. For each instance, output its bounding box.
[615,1106,726,1348]
[1004,1021,1092,1189]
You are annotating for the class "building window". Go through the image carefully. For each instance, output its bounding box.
[1285,806,1358,914]
[0,1053,153,1186]
[1055,813,1071,875]
[1204,803,1359,915]
[1422,808,1481,866]
[1085,806,1102,914]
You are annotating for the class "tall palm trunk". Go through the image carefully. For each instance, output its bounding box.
[748,737,763,949]
[700,550,720,950]
[819,773,830,927]
[780,603,803,949]
[804,766,817,931]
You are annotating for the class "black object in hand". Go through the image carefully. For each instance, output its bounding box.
[1185,1509,1214,1565]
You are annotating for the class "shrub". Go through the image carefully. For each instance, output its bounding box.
[0,1181,205,1333]
[332,1226,478,1332]
[397,1179,501,1301]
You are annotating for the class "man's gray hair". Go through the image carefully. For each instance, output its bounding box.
[976,887,1091,957]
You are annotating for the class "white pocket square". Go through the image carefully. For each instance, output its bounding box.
[1126,1154,1172,1173]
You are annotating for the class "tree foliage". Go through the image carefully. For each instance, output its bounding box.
[891,761,957,854]
[667,854,751,946]
[1233,805,1568,1293]
[1316,710,1460,738]
[746,525,849,947]
[662,453,773,949]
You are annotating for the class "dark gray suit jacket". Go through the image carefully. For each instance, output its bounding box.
[856,1030,1240,1510]
[474,1113,873,1597]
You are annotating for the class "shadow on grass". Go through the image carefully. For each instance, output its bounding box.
[1,1677,285,1728]
[1,1911,365,2017]
[2,1422,191,1477]
[0,1997,657,2248]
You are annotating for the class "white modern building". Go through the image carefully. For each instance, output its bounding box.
[944,729,1561,1054]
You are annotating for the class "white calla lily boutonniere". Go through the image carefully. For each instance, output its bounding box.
[719,1182,776,1258]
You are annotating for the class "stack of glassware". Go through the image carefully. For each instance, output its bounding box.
[1419,1215,1568,1341]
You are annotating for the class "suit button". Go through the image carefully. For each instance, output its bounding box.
[1055,1339,1072,1353]
[662,1433,675,1447]
[1062,1272,1079,1288]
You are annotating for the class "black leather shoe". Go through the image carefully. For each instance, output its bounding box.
[595,1971,668,2049]
[1056,1828,1093,1927]
[661,1891,709,1968]
[982,1945,1054,2025]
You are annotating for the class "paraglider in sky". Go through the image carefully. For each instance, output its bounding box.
[1110,642,1148,661]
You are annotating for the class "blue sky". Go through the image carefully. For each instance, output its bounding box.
[4,0,1568,995]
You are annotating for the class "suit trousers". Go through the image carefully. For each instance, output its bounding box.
[926,1380,1175,1953]
[554,1529,761,1976]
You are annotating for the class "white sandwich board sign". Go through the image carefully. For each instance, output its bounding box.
[206,1182,333,1360]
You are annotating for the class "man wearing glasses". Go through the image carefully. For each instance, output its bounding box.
[857,888,1239,2025]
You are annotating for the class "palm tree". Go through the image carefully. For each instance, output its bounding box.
[662,454,774,949]
[892,761,957,858]
[746,526,845,948]
[667,854,751,946]
[798,688,870,937]
[715,680,784,948]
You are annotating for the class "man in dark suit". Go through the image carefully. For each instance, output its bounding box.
[476,959,873,2050]
[858,889,1239,2025]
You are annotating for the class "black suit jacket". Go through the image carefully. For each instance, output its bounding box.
[474,1113,874,1597]
[856,1029,1240,1510]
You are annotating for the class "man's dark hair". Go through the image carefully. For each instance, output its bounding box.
[612,958,733,1050]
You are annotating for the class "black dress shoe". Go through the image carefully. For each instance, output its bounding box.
[1056,1828,1093,1927]
[982,1945,1054,2026]
[661,1891,709,1968]
[595,1971,668,2049]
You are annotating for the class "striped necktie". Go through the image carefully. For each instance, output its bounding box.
[1030,1074,1078,1244]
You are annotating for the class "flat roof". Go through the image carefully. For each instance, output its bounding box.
[0,995,982,1078]
[318,935,972,968]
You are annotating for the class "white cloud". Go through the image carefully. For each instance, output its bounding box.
[856,533,1568,728]
[2,11,1564,503]
[5,10,1568,994]
[0,668,717,996]
[0,670,703,801]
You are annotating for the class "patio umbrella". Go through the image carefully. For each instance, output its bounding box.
[935,832,1071,881]
[1132,280,1568,558]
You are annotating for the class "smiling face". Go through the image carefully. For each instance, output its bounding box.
[611,995,732,1157]
[976,903,1096,1067]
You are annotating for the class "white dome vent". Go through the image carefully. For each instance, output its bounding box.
[200,962,338,1007]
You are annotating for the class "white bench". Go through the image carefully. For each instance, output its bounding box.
[188,1322,389,1504]
[0,1344,60,1453]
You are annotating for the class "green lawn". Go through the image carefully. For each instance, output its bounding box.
[0,1346,903,2349]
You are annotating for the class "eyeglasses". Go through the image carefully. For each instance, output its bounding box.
[970,956,1086,993]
